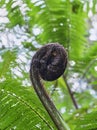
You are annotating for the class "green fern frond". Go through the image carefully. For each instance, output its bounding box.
[6,0,24,27]
[0,80,56,130]
[0,49,17,78]
[74,110,97,130]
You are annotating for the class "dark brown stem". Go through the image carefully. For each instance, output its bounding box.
[63,74,79,109]
[30,43,70,130]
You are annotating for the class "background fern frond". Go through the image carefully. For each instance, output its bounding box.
[74,110,97,130]
[0,80,56,130]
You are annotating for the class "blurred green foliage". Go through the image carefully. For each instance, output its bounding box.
[0,0,97,130]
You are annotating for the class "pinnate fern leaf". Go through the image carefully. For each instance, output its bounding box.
[0,80,56,130]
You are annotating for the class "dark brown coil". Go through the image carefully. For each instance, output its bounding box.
[32,43,67,81]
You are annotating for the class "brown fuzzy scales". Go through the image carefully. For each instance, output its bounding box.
[31,43,67,81]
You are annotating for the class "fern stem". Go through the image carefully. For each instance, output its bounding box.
[63,74,78,109]
[30,43,70,130]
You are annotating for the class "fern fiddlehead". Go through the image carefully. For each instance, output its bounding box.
[30,43,69,130]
